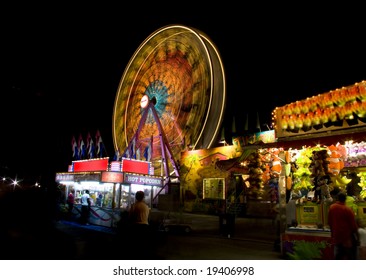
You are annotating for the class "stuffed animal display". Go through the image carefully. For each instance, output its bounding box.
[327,145,342,175]
[312,174,333,204]
[309,149,333,203]
[310,149,330,178]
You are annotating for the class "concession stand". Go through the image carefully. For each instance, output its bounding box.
[271,80,366,259]
[56,157,164,228]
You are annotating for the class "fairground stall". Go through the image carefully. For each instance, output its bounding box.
[271,80,366,259]
[179,130,277,217]
[177,80,366,258]
[56,157,164,228]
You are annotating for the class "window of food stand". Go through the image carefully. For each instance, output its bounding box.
[62,181,164,210]
[65,181,115,207]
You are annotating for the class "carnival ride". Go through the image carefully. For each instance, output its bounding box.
[112,24,226,192]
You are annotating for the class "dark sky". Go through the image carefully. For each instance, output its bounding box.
[1,5,365,183]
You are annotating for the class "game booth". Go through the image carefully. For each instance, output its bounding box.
[271,80,366,259]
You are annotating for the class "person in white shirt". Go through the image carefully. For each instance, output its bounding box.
[80,190,91,225]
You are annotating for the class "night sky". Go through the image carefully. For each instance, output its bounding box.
[1,5,365,184]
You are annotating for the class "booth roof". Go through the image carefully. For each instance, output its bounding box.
[272,126,366,150]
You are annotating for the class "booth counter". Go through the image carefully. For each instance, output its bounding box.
[282,228,334,259]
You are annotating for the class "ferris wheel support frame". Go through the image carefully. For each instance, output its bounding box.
[122,101,180,188]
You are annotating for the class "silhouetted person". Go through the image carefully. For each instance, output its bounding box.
[96,193,103,207]
[67,191,75,218]
[128,191,151,259]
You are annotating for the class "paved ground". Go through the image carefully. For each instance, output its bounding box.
[148,210,279,242]
[53,211,283,260]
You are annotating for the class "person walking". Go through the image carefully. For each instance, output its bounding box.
[328,192,359,260]
[80,190,91,225]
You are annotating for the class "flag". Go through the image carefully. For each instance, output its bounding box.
[86,132,91,150]
[86,132,95,159]
[113,149,121,161]
[99,136,105,157]
[71,135,78,160]
[136,148,140,160]
[143,144,149,161]
[89,138,95,159]
[144,136,153,161]
[123,147,130,159]
[78,134,86,159]
[95,130,105,157]
[131,137,136,159]
[95,130,101,157]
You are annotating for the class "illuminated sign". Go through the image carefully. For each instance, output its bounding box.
[72,158,109,172]
[73,173,101,181]
[101,171,123,183]
[56,173,74,182]
[121,158,150,175]
[56,172,101,182]
[123,173,162,186]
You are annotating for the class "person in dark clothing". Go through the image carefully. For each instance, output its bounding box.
[96,193,103,207]
[328,192,359,260]
[67,192,75,218]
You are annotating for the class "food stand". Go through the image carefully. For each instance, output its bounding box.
[56,157,164,228]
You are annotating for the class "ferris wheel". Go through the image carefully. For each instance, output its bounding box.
[112,24,226,176]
